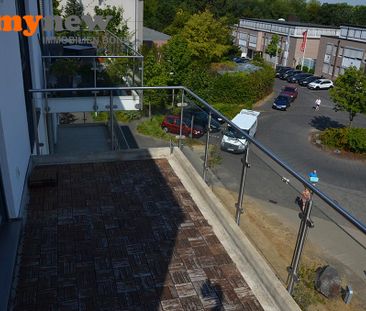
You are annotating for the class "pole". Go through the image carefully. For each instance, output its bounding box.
[235,144,250,225]
[287,197,314,294]
[179,90,185,149]
[110,91,114,150]
[31,97,40,155]
[203,112,212,181]
[301,30,308,71]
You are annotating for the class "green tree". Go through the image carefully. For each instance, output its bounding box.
[53,0,62,16]
[162,35,193,85]
[330,67,366,127]
[180,10,231,63]
[265,34,281,67]
[64,0,83,17]
[94,6,129,39]
[163,9,191,36]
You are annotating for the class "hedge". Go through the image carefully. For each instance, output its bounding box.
[320,128,366,153]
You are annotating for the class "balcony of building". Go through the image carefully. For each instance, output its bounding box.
[2,85,366,311]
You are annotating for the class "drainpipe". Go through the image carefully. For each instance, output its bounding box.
[331,40,341,80]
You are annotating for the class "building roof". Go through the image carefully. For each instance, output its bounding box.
[242,17,339,29]
[143,27,171,42]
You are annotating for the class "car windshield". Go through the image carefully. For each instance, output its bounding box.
[313,79,321,83]
[276,96,289,102]
[224,127,249,139]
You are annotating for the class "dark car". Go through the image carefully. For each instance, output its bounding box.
[161,115,205,138]
[272,95,291,111]
[277,67,293,78]
[276,66,291,77]
[280,85,298,101]
[279,69,299,80]
[232,57,250,64]
[287,73,312,83]
[183,108,221,132]
[298,75,322,86]
[285,70,303,81]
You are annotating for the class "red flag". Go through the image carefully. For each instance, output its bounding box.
[300,30,308,52]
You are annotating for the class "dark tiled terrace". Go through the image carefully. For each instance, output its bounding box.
[10,159,263,311]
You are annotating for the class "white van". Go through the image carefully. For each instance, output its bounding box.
[220,109,260,153]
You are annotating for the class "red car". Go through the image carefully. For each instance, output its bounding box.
[280,85,298,101]
[161,115,205,138]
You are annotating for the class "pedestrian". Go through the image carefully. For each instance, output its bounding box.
[300,187,311,212]
[313,98,321,111]
[309,169,319,185]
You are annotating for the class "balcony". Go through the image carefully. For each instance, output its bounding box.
[4,84,366,310]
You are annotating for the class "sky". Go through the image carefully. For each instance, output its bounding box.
[319,0,366,5]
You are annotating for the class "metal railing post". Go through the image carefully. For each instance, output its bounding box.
[109,91,114,150]
[203,112,212,181]
[93,57,97,88]
[31,96,40,155]
[235,144,250,225]
[178,90,185,149]
[287,197,314,294]
[44,93,54,154]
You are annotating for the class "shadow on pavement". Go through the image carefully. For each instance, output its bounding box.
[309,115,345,131]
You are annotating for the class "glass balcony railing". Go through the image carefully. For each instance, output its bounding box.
[30,85,366,310]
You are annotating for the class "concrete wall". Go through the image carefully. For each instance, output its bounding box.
[0,1,32,218]
[288,38,320,68]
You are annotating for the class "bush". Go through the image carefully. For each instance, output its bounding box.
[115,111,142,122]
[320,128,366,153]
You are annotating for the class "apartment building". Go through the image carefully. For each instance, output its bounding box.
[234,18,339,70]
[59,0,144,48]
[314,25,366,79]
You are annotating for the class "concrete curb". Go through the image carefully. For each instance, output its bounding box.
[170,148,301,311]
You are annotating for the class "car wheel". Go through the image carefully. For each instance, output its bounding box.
[316,86,320,89]
[162,127,169,133]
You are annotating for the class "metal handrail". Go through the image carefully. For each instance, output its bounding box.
[41,55,144,59]
[29,85,366,235]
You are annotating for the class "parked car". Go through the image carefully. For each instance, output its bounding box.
[161,115,205,138]
[185,103,224,124]
[278,68,293,79]
[307,79,334,90]
[272,95,292,111]
[280,69,301,80]
[183,107,221,132]
[285,70,303,81]
[298,75,321,86]
[280,85,298,101]
[232,57,250,64]
[276,66,291,77]
[287,73,312,83]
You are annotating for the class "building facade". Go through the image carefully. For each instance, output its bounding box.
[314,25,366,79]
[59,0,144,48]
[234,18,339,70]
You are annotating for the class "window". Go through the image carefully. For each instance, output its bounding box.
[341,28,348,38]
[334,66,340,76]
[338,47,343,57]
[322,63,330,74]
[326,44,333,54]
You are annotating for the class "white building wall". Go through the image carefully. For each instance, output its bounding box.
[59,0,143,48]
[0,1,32,218]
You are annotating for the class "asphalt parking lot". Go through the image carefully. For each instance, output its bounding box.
[215,78,366,225]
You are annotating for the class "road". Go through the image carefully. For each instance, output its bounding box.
[119,80,366,228]
[199,78,366,227]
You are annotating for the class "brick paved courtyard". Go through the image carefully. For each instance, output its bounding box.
[10,159,263,311]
